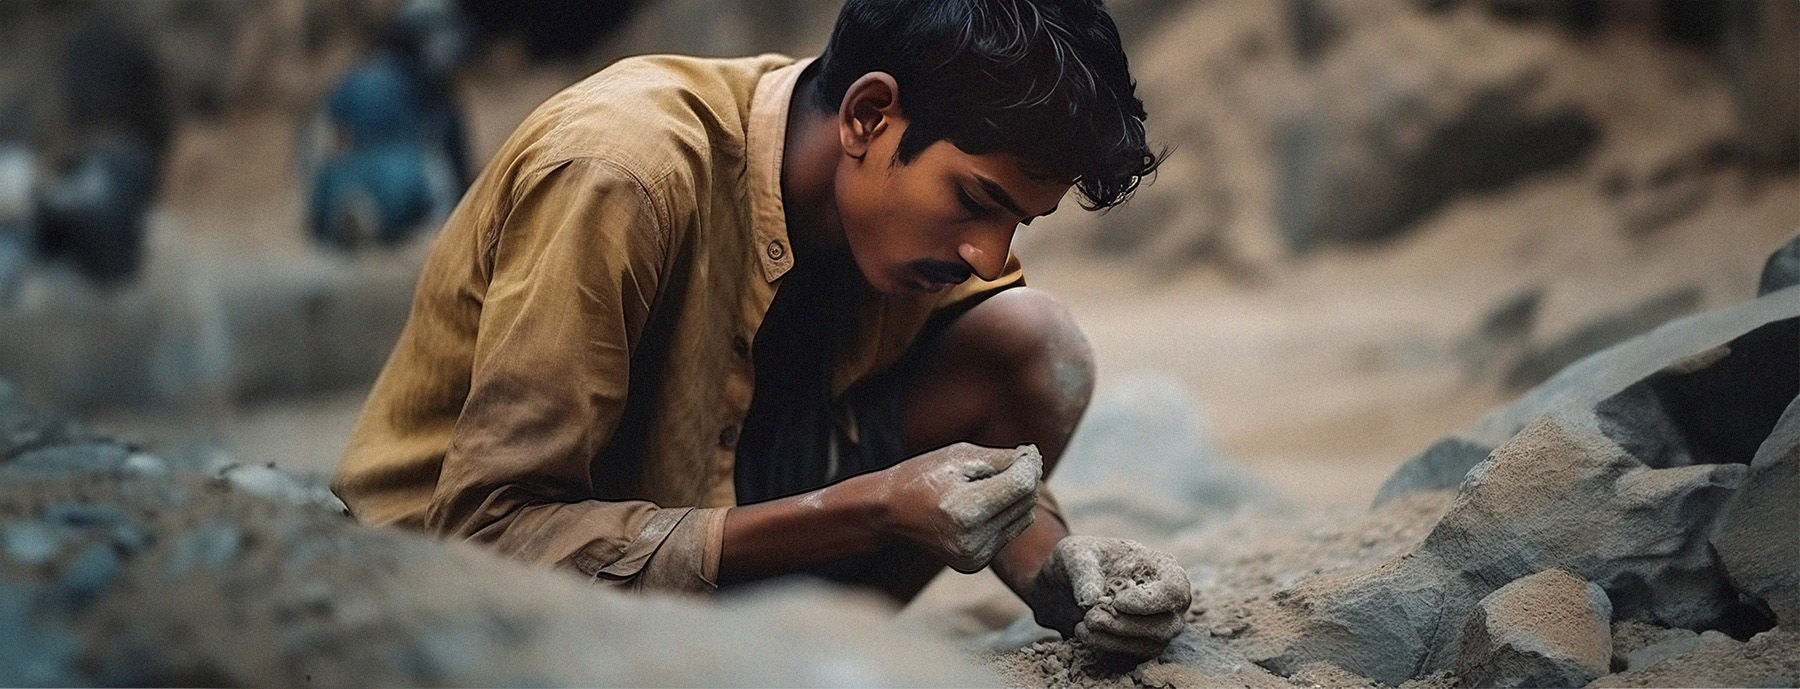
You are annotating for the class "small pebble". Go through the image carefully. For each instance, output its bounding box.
[2,522,62,565]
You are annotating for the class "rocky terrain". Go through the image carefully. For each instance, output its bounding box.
[1,249,1793,686]
[976,260,1798,688]
[0,0,1795,686]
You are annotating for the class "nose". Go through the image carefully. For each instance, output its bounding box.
[957,222,1016,281]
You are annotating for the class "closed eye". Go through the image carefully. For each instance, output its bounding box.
[957,187,987,217]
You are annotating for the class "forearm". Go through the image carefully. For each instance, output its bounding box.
[717,471,892,585]
[989,504,1070,602]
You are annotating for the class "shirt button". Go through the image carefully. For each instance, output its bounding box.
[731,335,751,359]
[718,425,740,450]
[766,240,786,260]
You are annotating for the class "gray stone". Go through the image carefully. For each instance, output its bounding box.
[0,384,129,469]
[1592,382,1695,469]
[1160,629,1289,687]
[0,589,79,687]
[0,469,997,687]
[1422,413,1746,628]
[1625,629,1735,672]
[44,501,130,529]
[8,442,132,473]
[1262,411,1749,685]
[1453,569,1612,689]
[216,462,348,515]
[1760,235,1800,297]
[1372,437,1493,507]
[1254,554,1465,684]
[2,521,62,565]
[165,523,243,573]
[1379,289,1798,504]
[1610,621,1695,670]
[1588,628,1799,688]
[1712,393,1800,628]
[122,452,168,476]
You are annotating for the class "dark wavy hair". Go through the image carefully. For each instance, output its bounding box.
[810,0,1159,211]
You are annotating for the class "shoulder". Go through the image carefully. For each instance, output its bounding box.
[505,54,794,192]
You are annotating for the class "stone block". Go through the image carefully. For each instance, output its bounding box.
[1378,290,1795,504]
[1453,569,1612,688]
[1712,393,1800,628]
[1263,411,1749,685]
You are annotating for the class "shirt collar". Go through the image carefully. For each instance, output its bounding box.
[745,56,813,283]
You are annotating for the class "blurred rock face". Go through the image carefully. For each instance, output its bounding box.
[30,18,170,287]
[1053,0,1797,266]
[1272,0,1603,250]
[457,0,639,61]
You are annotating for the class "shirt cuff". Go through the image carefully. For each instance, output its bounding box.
[570,506,728,595]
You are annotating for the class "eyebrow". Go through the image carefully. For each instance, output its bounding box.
[972,174,1058,219]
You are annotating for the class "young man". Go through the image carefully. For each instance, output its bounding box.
[334,0,1190,659]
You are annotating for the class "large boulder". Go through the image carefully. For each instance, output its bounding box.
[0,380,995,686]
[1711,394,1800,628]
[1377,287,1798,505]
[1452,569,1613,688]
[0,468,997,687]
[1255,411,1748,685]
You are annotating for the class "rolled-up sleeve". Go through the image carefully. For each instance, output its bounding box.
[424,157,724,594]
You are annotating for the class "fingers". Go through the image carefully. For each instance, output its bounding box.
[953,443,1028,480]
[992,488,1036,530]
[972,444,1042,489]
[954,446,1041,519]
[1060,539,1108,608]
[995,500,1036,547]
[1075,618,1176,659]
[1078,606,1185,659]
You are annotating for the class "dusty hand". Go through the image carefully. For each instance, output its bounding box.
[874,443,1041,573]
[1030,535,1191,659]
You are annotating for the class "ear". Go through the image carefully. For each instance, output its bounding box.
[838,72,902,162]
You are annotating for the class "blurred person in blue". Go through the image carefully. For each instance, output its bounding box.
[307,0,472,250]
[336,0,1192,660]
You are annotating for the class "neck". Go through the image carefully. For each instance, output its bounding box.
[780,70,847,266]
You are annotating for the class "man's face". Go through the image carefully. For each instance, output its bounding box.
[834,119,1070,297]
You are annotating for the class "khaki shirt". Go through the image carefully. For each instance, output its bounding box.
[333,54,1044,593]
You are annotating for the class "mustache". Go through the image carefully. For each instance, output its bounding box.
[908,259,973,285]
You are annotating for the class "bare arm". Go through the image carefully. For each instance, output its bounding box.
[720,442,1042,585]
[718,471,889,584]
